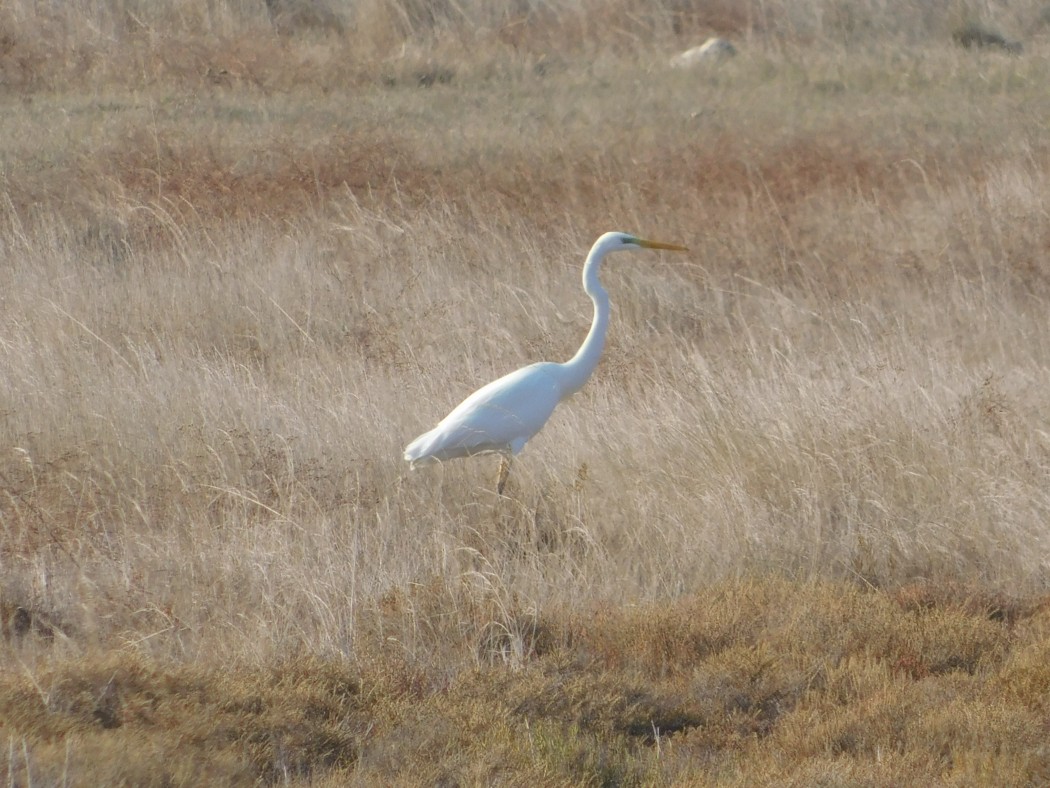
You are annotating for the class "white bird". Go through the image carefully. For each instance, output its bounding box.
[404,231,688,493]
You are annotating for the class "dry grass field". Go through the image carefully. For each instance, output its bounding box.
[2,0,1050,784]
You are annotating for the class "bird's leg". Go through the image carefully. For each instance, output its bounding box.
[496,456,512,495]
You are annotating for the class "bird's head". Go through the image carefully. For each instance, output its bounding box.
[596,231,689,254]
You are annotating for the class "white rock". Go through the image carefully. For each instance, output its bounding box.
[670,37,737,68]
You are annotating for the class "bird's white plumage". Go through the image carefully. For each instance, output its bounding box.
[403,231,688,487]
[404,362,563,465]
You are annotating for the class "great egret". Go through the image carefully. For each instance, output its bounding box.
[404,231,688,493]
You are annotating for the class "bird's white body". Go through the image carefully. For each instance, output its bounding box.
[403,232,687,488]
[404,361,564,464]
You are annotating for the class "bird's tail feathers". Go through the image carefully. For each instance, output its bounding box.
[403,430,437,466]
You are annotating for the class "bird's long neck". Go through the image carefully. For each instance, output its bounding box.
[560,245,610,396]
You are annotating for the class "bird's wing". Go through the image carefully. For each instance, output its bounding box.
[405,363,563,463]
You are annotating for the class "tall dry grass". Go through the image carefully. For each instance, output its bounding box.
[0,0,1042,91]
[2,0,1050,782]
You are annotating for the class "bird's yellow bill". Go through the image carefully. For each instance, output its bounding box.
[637,238,688,251]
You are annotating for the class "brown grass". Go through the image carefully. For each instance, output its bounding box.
[4,582,1050,784]
[3,0,1050,783]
